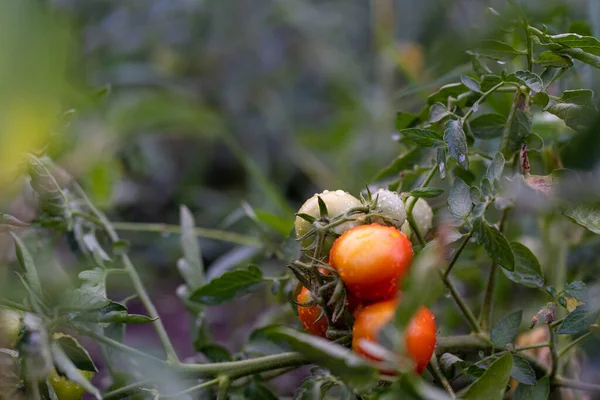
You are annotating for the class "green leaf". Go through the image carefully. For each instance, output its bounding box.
[513,376,550,400]
[564,203,600,234]
[429,102,451,123]
[564,281,588,302]
[444,119,469,170]
[491,310,522,347]
[470,113,506,140]
[410,188,444,199]
[478,40,524,60]
[480,75,503,92]
[463,353,513,400]
[481,178,493,197]
[506,71,544,93]
[549,33,600,56]
[373,148,422,181]
[525,133,544,151]
[263,326,377,388]
[545,89,596,131]
[485,152,505,186]
[399,128,445,147]
[437,147,447,180]
[317,196,329,218]
[53,334,97,373]
[51,342,101,399]
[474,218,515,271]
[559,47,600,68]
[10,233,42,297]
[396,112,420,130]
[502,92,532,156]
[511,355,536,385]
[427,83,469,105]
[501,242,544,289]
[558,304,600,335]
[439,353,468,374]
[197,344,232,362]
[531,92,549,107]
[189,265,264,305]
[461,75,481,93]
[254,209,294,236]
[448,178,472,218]
[179,205,205,290]
[0,213,29,228]
[534,51,573,68]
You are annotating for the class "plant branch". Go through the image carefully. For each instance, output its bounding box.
[75,185,180,364]
[439,271,482,334]
[406,165,438,247]
[103,379,153,400]
[111,221,261,247]
[558,332,592,358]
[549,325,559,379]
[444,230,473,278]
[461,82,505,122]
[159,378,220,399]
[429,353,455,398]
[553,377,600,393]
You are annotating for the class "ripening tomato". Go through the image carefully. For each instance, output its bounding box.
[49,369,95,400]
[352,299,436,374]
[295,190,362,259]
[0,308,22,349]
[329,224,413,302]
[296,287,329,337]
[370,189,406,229]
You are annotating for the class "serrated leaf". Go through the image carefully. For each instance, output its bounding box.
[399,128,445,147]
[429,102,451,123]
[53,333,97,373]
[502,93,532,156]
[189,265,264,305]
[511,355,536,385]
[179,205,204,289]
[513,376,550,400]
[10,233,42,297]
[444,119,469,169]
[485,152,505,186]
[558,304,600,335]
[478,40,524,60]
[501,242,544,288]
[506,71,544,93]
[564,203,600,234]
[263,326,377,388]
[534,51,573,68]
[564,281,588,302]
[474,218,515,271]
[410,188,444,198]
[463,353,513,400]
[373,148,422,181]
[427,83,469,105]
[448,178,472,218]
[470,113,506,140]
[491,310,522,347]
[461,75,481,93]
[545,89,596,131]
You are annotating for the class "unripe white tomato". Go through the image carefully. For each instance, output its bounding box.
[370,189,406,229]
[401,196,433,240]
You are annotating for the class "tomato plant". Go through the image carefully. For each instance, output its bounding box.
[1,1,600,399]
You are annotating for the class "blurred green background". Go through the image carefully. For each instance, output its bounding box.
[1,0,600,395]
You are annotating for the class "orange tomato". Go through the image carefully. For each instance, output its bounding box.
[329,224,413,302]
[352,299,436,374]
[296,287,329,338]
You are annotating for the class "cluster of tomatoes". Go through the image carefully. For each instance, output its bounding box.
[293,189,437,374]
[0,309,93,400]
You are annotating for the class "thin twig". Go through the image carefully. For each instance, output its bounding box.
[439,271,482,334]
[558,332,592,358]
[554,377,600,393]
[406,165,438,247]
[429,353,455,398]
[159,378,219,399]
[444,230,473,278]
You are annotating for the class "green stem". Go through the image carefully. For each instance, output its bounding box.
[461,82,505,122]
[443,230,474,278]
[478,208,511,331]
[0,299,30,312]
[159,378,219,399]
[406,165,438,247]
[112,221,261,247]
[217,376,231,400]
[545,68,567,90]
[429,353,455,398]
[558,332,592,358]
[103,379,152,400]
[549,325,559,379]
[525,30,534,71]
[553,377,600,393]
[75,185,180,364]
[439,271,482,334]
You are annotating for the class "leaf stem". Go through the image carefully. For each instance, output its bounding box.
[429,353,455,398]
[443,230,474,278]
[525,29,534,71]
[558,332,592,358]
[461,82,505,122]
[103,379,153,399]
[111,221,261,247]
[159,378,220,399]
[439,270,482,334]
[74,185,180,364]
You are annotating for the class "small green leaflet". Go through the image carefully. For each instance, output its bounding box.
[462,354,513,400]
[534,51,573,68]
[544,89,596,131]
[558,304,600,335]
[410,187,444,198]
[189,265,265,305]
[564,203,600,234]
[444,120,469,170]
[398,128,445,147]
[470,113,506,140]
[513,376,550,400]
[511,355,536,385]
[474,218,515,271]
[501,242,544,288]
[478,40,524,60]
[448,178,472,218]
[490,310,522,347]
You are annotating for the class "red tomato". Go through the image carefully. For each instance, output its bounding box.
[329,224,413,302]
[296,287,328,337]
[352,299,436,374]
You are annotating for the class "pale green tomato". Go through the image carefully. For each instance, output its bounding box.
[0,308,22,349]
[401,197,433,240]
[49,369,95,400]
[295,190,362,258]
[370,189,406,229]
